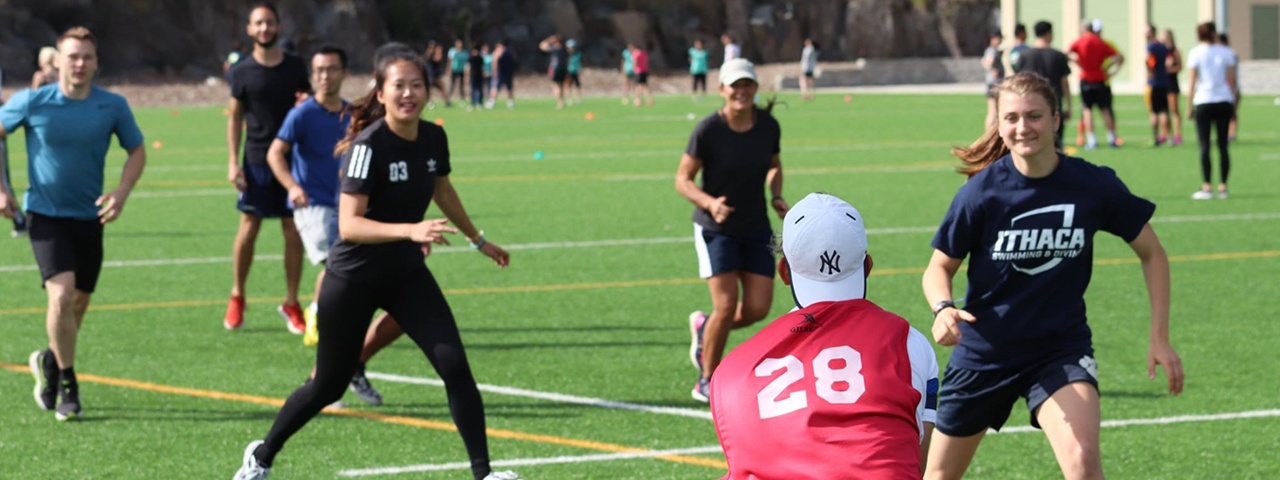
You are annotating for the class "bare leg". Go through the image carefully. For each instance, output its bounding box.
[281,218,303,305]
[45,272,89,369]
[232,213,263,297]
[1036,382,1104,480]
[924,431,986,480]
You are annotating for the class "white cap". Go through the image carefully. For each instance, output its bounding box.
[1090,19,1103,33]
[782,193,869,309]
[718,58,757,85]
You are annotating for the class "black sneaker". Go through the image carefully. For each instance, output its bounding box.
[11,215,28,238]
[28,349,57,410]
[55,379,82,421]
[348,368,383,406]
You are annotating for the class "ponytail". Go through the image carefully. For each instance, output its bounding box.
[334,89,384,157]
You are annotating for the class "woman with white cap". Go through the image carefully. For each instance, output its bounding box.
[675,58,788,402]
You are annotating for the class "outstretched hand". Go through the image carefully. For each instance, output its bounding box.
[931,308,977,347]
[408,218,457,244]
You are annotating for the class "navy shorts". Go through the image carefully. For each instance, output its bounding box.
[935,350,1099,437]
[237,162,291,218]
[693,223,775,278]
[29,212,104,293]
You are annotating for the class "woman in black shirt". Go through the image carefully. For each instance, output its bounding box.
[233,49,518,480]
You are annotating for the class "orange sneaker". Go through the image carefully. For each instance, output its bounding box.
[224,295,246,330]
[279,302,305,335]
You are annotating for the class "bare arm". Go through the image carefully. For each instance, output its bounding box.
[226,97,246,191]
[1227,65,1239,103]
[433,175,510,267]
[1185,67,1198,118]
[923,249,976,346]
[336,191,455,245]
[266,139,307,207]
[97,144,146,223]
[675,153,734,223]
[0,136,13,218]
[1107,52,1125,77]
[1128,224,1184,395]
[765,153,787,218]
[920,423,935,475]
[1060,76,1073,120]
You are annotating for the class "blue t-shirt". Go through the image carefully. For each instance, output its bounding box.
[622,48,634,74]
[568,51,583,74]
[689,48,709,74]
[0,84,144,220]
[448,47,469,73]
[930,154,1155,370]
[276,98,349,209]
[1147,41,1170,88]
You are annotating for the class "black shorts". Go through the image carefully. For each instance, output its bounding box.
[1147,86,1170,113]
[803,70,814,78]
[451,71,464,84]
[1080,81,1113,110]
[635,72,649,85]
[29,212,105,293]
[694,224,775,278]
[493,74,514,92]
[567,72,581,87]
[985,83,999,100]
[1168,76,1181,95]
[692,73,707,91]
[935,350,1099,437]
[237,162,291,218]
[550,70,568,84]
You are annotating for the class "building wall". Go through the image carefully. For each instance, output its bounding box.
[1227,0,1280,60]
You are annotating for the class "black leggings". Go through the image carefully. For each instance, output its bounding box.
[261,267,493,480]
[1194,102,1233,184]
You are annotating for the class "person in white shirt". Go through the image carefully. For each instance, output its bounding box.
[721,33,741,63]
[799,38,819,101]
[1185,22,1237,200]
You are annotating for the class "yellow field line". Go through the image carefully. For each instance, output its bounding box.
[0,362,726,469]
[1,251,1275,317]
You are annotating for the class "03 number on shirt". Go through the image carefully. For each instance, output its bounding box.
[389,161,409,182]
[755,345,865,419]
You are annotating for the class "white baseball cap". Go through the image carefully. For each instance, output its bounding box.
[1090,19,1104,33]
[781,193,869,309]
[719,58,757,85]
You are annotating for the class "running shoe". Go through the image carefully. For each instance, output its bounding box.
[278,302,305,335]
[483,472,522,480]
[1191,190,1213,200]
[224,295,246,330]
[349,367,384,406]
[688,311,707,372]
[28,349,57,410]
[1217,189,1229,199]
[302,303,319,346]
[55,379,81,421]
[691,377,711,403]
[233,440,271,480]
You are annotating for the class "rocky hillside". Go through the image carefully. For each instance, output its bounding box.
[0,0,997,84]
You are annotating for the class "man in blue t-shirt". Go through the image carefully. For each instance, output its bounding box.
[1145,25,1172,146]
[0,27,146,422]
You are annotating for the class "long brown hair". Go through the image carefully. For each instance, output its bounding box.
[952,72,1058,177]
[334,49,431,156]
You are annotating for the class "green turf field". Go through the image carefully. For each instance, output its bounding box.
[1,91,1278,479]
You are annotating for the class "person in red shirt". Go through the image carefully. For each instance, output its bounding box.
[630,42,653,106]
[1068,19,1124,149]
[710,193,939,479]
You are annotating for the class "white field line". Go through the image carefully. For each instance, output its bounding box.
[336,445,724,477]
[364,371,713,421]
[1,212,1276,273]
[337,406,1280,476]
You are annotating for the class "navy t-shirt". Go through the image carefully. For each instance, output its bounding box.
[326,119,451,281]
[685,108,781,235]
[1147,41,1170,87]
[229,54,311,164]
[930,154,1155,370]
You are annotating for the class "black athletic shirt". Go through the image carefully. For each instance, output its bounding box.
[327,119,452,280]
[229,54,311,163]
[1013,47,1071,111]
[685,108,781,235]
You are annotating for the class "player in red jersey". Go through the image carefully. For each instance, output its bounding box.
[710,193,939,479]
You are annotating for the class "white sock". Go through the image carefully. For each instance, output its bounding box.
[1106,131,1117,143]
[1086,132,1097,145]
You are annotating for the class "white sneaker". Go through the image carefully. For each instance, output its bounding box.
[1191,190,1213,200]
[483,471,522,480]
[1217,190,1229,199]
[233,440,270,480]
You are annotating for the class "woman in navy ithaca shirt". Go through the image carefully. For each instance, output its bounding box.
[921,73,1184,479]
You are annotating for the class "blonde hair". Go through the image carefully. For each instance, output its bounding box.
[951,72,1059,176]
[38,47,58,67]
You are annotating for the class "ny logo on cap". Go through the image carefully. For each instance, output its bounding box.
[819,250,841,275]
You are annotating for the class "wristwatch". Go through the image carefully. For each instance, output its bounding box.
[931,300,957,316]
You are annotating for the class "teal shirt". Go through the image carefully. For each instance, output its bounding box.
[622,48,634,74]
[448,47,469,72]
[568,51,583,74]
[688,48,709,74]
[0,84,144,219]
[483,54,493,76]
